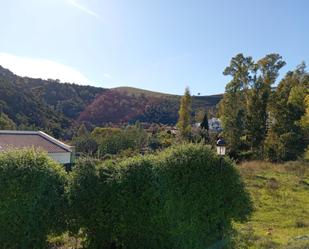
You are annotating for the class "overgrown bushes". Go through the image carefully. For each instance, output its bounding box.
[69,143,252,249]
[0,145,252,249]
[73,125,149,157]
[0,149,67,249]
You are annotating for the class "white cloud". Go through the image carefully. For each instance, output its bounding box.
[67,0,101,19]
[0,53,92,85]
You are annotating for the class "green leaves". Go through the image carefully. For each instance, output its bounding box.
[0,149,67,249]
[69,143,252,249]
[0,146,252,249]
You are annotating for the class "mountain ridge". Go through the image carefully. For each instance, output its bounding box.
[0,65,223,137]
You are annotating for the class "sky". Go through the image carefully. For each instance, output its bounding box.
[0,0,308,95]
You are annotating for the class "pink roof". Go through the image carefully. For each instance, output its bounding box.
[0,131,72,153]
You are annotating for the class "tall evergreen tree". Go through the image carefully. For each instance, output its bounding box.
[177,87,192,139]
[200,112,209,131]
[200,111,209,142]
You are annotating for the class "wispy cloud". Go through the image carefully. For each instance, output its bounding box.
[67,0,101,19]
[0,52,92,85]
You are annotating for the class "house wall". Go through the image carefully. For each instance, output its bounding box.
[48,152,71,164]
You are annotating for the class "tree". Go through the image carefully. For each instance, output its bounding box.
[246,54,285,151]
[220,54,254,154]
[221,53,286,157]
[200,112,209,130]
[77,123,89,137]
[73,134,98,156]
[0,113,16,130]
[300,87,309,160]
[264,63,308,161]
[200,111,209,142]
[91,126,148,157]
[301,94,309,138]
[177,87,192,139]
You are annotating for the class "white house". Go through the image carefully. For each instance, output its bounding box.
[0,130,74,165]
[194,118,223,132]
[208,118,222,132]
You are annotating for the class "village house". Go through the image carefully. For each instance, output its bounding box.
[0,130,74,165]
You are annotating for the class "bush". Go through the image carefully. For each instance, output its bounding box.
[91,126,148,157]
[73,134,98,156]
[236,151,260,162]
[264,131,305,162]
[69,143,252,249]
[0,149,68,249]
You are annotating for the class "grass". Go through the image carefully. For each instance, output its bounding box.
[235,160,309,248]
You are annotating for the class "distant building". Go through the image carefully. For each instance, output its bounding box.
[193,118,222,132]
[208,118,222,132]
[194,122,201,128]
[0,130,74,165]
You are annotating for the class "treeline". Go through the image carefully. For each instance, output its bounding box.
[0,145,252,249]
[219,54,309,161]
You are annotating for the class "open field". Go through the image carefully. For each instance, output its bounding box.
[235,161,309,248]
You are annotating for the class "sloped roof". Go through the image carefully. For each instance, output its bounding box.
[0,131,72,153]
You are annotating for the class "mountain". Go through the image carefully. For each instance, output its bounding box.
[0,65,223,137]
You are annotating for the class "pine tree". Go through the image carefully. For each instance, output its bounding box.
[177,87,192,139]
[200,112,209,131]
[200,111,209,142]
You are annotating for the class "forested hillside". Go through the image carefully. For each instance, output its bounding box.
[0,66,70,136]
[0,65,222,137]
[0,65,105,138]
[79,87,222,125]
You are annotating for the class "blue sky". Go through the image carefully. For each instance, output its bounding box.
[0,0,308,95]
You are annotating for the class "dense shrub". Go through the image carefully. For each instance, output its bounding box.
[72,134,98,156]
[69,143,252,249]
[0,149,67,249]
[264,131,305,162]
[91,126,148,156]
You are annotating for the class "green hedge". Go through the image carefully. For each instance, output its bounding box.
[69,143,252,249]
[0,149,67,249]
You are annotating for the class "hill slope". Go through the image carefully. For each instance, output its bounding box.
[0,65,223,134]
[79,87,222,125]
[0,65,105,137]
